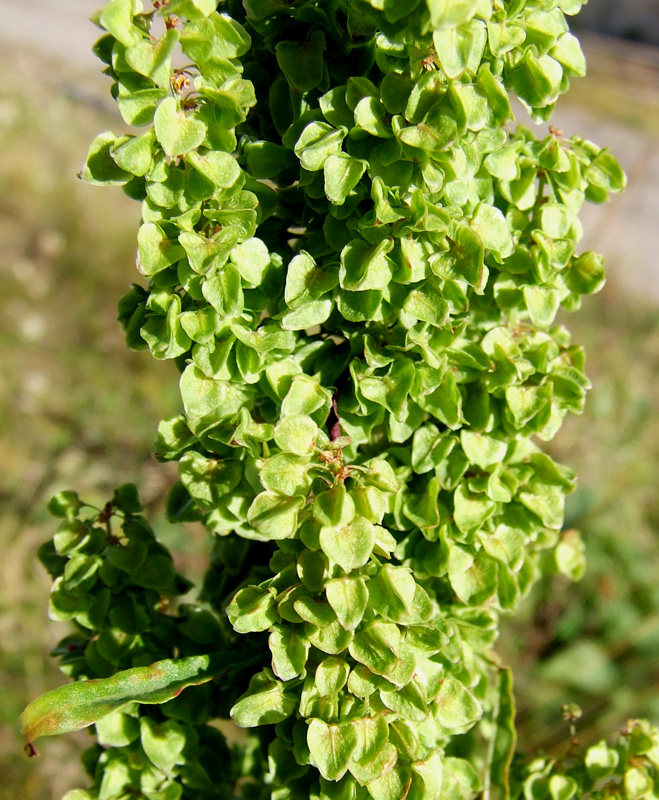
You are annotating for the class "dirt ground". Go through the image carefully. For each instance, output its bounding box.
[1,0,657,303]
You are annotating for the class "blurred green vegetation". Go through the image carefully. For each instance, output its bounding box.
[505,289,659,752]
[0,48,185,800]
[1,39,658,800]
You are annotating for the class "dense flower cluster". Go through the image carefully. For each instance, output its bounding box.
[19,2,638,799]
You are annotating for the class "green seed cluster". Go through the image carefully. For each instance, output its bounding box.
[30,0,630,798]
[520,719,659,800]
[40,488,256,800]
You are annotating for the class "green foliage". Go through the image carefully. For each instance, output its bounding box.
[20,1,651,799]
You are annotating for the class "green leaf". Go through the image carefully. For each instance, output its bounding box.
[231,669,297,728]
[507,51,563,109]
[298,549,327,593]
[95,710,140,748]
[484,145,521,181]
[360,359,415,420]
[442,757,482,800]
[430,225,486,292]
[585,149,626,193]
[230,237,271,285]
[625,767,654,800]
[399,109,458,154]
[179,306,220,345]
[484,669,516,800]
[319,516,376,572]
[319,85,354,129]
[551,32,586,77]
[202,264,244,317]
[354,96,392,138]
[111,131,155,177]
[140,717,186,773]
[247,492,305,539]
[460,430,508,469]
[324,154,367,205]
[350,715,396,784]
[518,486,564,529]
[325,577,369,631]
[48,491,82,520]
[295,122,347,171]
[210,11,251,55]
[412,427,455,474]
[275,415,321,456]
[154,98,207,158]
[124,28,180,88]
[368,765,413,800]
[276,29,326,93]
[315,657,350,697]
[340,238,393,292]
[186,150,241,188]
[307,719,358,781]
[412,752,445,800]
[368,565,417,623]
[448,546,499,605]
[380,679,427,722]
[479,525,524,570]
[97,0,139,47]
[337,289,383,322]
[549,775,578,800]
[565,251,606,295]
[141,297,192,360]
[540,202,574,239]
[19,655,220,746]
[559,0,587,13]
[307,619,353,656]
[349,621,401,677]
[261,453,311,496]
[285,251,338,309]
[179,452,241,512]
[427,0,479,30]
[585,741,619,781]
[81,132,130,186]
[435,678,482,729]
[314,486,356,529]
[449,81,489,131]
[281,375,332,420]
[471,203,514,261]
[453,484,496,532]
[346,76,379,110]
[269,625,310,681]
[403,281,449,327]
[416,370,463,430]
[505,385,550,428]
[487,20,526,57]
[137,223,184,277]
[106,537,147,574]
[281,299,333,330]
[226,585,279,633]
[244,140,295,179]
[433,20,487,79]
[168,0,219,18]
[180,365,253,432]
[555,529,586,581]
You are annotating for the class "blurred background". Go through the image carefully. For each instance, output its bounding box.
[0,1,658,798]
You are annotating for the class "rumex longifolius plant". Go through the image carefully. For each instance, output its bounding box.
[19,1,653,799]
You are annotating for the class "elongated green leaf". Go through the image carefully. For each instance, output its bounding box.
[484,668,516,800]
[20,655,225,747]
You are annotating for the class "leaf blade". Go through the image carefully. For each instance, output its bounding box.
[19,654,228,747]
